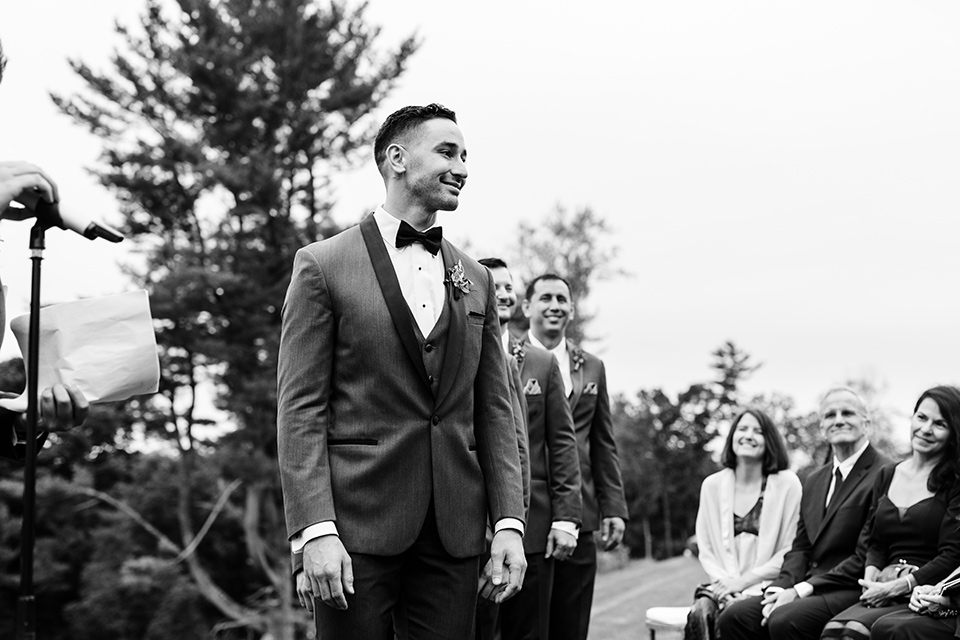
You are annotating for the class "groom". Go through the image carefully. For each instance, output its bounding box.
[277,104,527,639]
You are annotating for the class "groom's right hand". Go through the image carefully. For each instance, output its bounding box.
[300,534,355,611]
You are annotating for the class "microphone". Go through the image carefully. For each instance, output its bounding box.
[33,200,124,243]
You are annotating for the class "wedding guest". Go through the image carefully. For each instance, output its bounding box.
[720,386,889,640]
[799,385,960,640]
[869,569,960,640]
[685,408,802,640]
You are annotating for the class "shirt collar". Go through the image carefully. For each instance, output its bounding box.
[833,439,870,479]
[373,206,439,250]
[528,332,568,357]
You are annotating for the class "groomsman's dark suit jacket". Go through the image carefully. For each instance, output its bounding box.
[508,338,582,554]
[523,336,627,640]
[521,336,627,534]
[720,443,889,640]
[277,214,525,567]
[506,355,532,515]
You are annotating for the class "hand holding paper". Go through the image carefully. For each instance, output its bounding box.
[0,290,159,412]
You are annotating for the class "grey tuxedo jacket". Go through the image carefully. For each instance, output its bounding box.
[277,215,525,559]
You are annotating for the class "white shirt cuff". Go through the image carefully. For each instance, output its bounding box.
[793,581,814,598]
[291,521,338,553]
[494,517,525,537]
[551,521,580,538]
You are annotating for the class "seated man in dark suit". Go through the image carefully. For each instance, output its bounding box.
[719,386,890,640]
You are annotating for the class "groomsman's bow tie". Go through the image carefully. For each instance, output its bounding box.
[396,221,443,256]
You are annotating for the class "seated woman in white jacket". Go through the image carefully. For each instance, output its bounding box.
[685,408,802,640]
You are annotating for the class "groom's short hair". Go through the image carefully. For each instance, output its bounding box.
[374,103,457,171]
[0,40,7,86]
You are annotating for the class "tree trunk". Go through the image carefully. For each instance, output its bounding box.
[642,512,653,559]
[661,489,673,557]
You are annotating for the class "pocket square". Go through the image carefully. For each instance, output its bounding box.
[583,382,598,395]
[523,378,542,396]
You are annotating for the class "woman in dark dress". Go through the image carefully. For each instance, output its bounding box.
[818,385,960,640]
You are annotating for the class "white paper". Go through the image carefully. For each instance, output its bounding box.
[0,290,160,411]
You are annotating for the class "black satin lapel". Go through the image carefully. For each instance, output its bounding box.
[435,240,465,409]
[359,214,431,389]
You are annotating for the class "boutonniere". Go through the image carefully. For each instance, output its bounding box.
[570,346,585,372]
[511,340,525,365]
[444,260,472,300]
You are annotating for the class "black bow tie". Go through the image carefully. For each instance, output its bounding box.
[395,221,443,256]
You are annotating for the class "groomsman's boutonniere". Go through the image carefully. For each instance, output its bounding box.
[571,346,585,372]
[511,340,525,366]
[444,260,472,300]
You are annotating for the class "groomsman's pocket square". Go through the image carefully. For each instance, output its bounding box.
[583,382,599,395]
[523,379,542,396]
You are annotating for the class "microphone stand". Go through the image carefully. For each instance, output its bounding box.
[15,209,58,640]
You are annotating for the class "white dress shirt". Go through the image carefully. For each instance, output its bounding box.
[292,208,523,553]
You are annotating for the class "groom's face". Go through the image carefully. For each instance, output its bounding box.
[401,118,468,212]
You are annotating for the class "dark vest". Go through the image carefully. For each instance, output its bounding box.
[412,291,451,398]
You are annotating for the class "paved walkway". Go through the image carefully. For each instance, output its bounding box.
[588,555,708,640]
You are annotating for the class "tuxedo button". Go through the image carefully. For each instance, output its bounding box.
[428,375,436,385]
[432,415,440,425]
[424,343,434,352]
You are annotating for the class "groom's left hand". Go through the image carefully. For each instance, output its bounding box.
[488,529,526,604]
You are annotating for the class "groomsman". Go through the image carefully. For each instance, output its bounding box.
[480,258,582,640]
[519,274,628,640]
[718,386,889,640]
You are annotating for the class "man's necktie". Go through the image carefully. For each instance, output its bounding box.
[395,220,442,256]
[826,467,844,512]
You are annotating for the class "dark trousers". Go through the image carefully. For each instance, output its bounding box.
[549,531,597,640]
[500,552,555,640]
[316,505,480,640]
[475,548,502,640]
[764,589,862,640]
[718,595,769,640]
[871,610,958,640]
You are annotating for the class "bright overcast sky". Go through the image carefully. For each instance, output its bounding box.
[1,1,958,431]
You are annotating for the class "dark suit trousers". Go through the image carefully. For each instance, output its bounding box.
[500,553,555,640]
[871,610,958,640]
[548,532,597,640]
[763,589,862,640]
[718,595,769,640]
[316,504,480,640]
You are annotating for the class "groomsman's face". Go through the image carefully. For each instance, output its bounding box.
[398,118,468,212]
[524,279,574,340]
[489,267,517,325]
